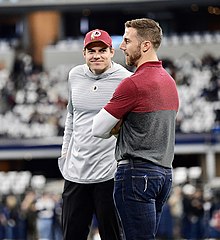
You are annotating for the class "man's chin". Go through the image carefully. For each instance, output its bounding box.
[92,68,105,75]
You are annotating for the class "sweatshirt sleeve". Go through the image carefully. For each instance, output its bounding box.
[61,111,73,157]
[61,80,73,157]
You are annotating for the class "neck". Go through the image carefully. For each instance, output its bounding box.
[136,54,159,68]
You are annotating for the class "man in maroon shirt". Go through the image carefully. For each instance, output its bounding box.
[92,18,179,240]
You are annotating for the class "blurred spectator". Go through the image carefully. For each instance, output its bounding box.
[181,185,205,239]
[1,194,23,239]
[10,49,33,90]
[168,186,183,238]
[52,193,63,240]
[0,201,5,239]
[20,190,37,240]
[208,190,220,238]
[35,192,56,240]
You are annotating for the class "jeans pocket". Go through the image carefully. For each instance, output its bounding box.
[132,173,163,202]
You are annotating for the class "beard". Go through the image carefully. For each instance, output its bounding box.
[125,45,141,67]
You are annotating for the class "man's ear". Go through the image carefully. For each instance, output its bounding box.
[142,41,151,52]
[83,49,86,57]
[110,47,115,56]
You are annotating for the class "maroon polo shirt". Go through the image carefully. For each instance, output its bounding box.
[104,61,179,168]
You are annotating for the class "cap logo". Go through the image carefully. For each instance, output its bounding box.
[91,30,101,40]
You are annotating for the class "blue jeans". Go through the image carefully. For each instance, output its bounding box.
[114,160,172,240]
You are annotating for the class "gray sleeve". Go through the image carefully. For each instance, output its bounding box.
[67,79,73,114]
[61,77,73,156]
[61,111,73,157]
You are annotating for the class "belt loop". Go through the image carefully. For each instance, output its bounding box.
[130,158,134,169]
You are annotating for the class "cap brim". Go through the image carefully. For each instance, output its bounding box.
[84,40,111,48]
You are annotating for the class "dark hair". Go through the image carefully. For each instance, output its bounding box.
[125,18,162,50]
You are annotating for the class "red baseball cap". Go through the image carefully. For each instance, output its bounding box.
[84,29,112,48]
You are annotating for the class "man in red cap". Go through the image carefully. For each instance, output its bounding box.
[58,29,131,240]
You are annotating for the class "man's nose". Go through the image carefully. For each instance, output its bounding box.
[93,52,101,58]
[119,42,125,50]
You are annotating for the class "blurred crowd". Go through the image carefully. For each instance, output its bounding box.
[0,190,62,240]
[0,51,68,138]
[1,170,220,239]
[157,183,220,240]
[0,45,220,138]
[0,171,100,240]
[172,53,220,133]
[0,171,62,240]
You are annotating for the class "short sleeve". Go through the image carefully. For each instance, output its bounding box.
[104,78,137,119]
